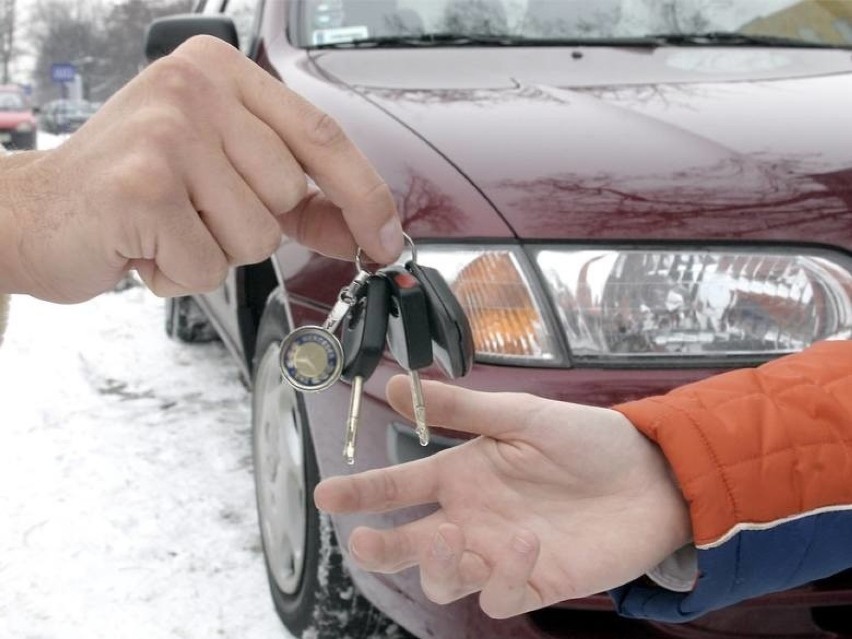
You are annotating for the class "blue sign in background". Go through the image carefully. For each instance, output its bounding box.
[50,63,77,83]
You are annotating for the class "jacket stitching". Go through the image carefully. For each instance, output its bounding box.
[684,438,852,481]
[651,399,741,520]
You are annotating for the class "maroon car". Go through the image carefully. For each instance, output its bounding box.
[147,1,852,637]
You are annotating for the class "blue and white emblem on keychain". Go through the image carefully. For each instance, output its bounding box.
[279,261,373,392]
[279,326,344,392]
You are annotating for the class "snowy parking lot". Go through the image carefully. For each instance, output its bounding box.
[0,134,291,639]
[0,282,291,639]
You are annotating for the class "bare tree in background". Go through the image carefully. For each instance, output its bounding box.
[28,0,192,104]
[0,0,17,84]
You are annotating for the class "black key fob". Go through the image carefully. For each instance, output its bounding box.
[406,261,474,379]
[382,265,434,371]
[341,275,390,383]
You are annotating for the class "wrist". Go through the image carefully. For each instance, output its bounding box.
[0,152,48,294]
[662,457,694,550]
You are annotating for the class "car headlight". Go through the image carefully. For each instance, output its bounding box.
[416,245,852,367]
[536,248,852,364]
[14,121,34,133]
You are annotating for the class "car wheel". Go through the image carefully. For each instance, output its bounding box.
[252,291,412,638]
[164,296,218,343]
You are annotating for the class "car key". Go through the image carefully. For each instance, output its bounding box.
[279,268,371,392]
[340,274,391,465]
[406,261,475,379]
[382,265,434,446]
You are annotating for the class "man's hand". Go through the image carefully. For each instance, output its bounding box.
[0,36,403,303]
[315,376,693,619]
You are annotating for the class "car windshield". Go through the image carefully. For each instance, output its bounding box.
[0,92,26,111]
[297,0,852,48]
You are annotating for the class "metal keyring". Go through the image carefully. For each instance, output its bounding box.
[404,232,418,263]
[355,232,416,272]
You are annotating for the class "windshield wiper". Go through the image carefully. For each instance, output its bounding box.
[313,33,525,48]
[312,33,659,49]
[647,31,849,49]
[312,31,850,50]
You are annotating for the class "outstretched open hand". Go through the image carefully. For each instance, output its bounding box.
[315,376,692,619]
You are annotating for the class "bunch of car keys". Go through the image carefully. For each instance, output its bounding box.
[278,235,474,465]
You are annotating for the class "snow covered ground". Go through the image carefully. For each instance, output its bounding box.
[0,132,293,638]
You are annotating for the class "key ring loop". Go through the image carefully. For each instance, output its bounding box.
[354,232,417,273]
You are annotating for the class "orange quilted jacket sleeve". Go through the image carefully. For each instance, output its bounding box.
[610,339,852,621]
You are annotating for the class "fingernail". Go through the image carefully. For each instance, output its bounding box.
[432,531,454,562]
[379,217,404,260]
[512,534,534,555]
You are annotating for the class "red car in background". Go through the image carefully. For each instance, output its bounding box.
[0,84,37,150]
[147,1,852,638]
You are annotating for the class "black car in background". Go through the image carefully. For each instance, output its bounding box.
[39,99,98,134]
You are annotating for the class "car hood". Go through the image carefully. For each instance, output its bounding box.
[312,47,852,248]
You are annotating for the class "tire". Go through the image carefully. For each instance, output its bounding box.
[252,290,412,638]
[164,296,218,343]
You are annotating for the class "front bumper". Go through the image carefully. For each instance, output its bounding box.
[302,347,852,639]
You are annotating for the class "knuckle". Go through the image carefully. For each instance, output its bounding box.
[279,174,309,213]
[148,284,169,298]
[421,580,456,606]
[305,111,347,149]
[231,239,277,266]
[479,598,505,620]
[252,228,283,263]
[376,471,399,511]
[109,152,178,206]
[146,54,211,105]
[175,34,239,64]
[139,108,193,149]
[228,216,282,266]
[180,244,228,293]
[357,179,393,207]
[195,258,228,292]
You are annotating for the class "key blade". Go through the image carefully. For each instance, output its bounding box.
[409,370,430,446]
[343,375,365,465]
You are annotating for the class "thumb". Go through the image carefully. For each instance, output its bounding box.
[386,375,534,440]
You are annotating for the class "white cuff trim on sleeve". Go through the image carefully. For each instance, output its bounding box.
[645,544,698,592]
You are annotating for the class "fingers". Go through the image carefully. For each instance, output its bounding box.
[347,521,541,615]
[219,109,308,216]
[184,144,283,265]
[420,523,490,605]
[348,520,489,594]
[127,201,229,297]
[478,530,542,619]
[314,456,439,514]
[348,523,424,574]
[386,375,537,439]
[275,188,361,260]
[202,39,403,264]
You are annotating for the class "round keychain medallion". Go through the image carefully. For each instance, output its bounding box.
[279,326,344,392]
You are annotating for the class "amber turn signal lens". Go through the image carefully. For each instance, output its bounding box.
[452,251,552,359]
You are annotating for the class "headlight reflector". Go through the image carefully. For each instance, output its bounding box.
[536,249,852,362]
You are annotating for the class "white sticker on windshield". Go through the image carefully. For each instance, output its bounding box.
[312,26,370,46]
